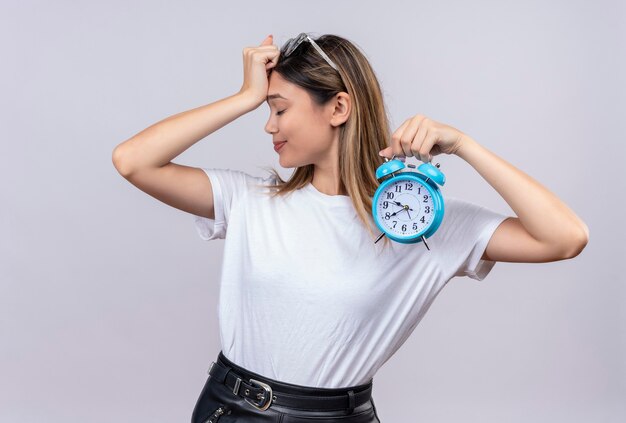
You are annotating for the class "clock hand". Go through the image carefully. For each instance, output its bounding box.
[389,204,415,218]
[387,202,406,217]
[392,200,414,212]
[393,203,413,219]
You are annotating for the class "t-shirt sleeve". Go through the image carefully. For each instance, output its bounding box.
[434,196,510,281]
[192,168,273,241]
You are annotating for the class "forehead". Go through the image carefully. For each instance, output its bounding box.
[266,72,302,103]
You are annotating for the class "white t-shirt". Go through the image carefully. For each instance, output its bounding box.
[193,168,509,388]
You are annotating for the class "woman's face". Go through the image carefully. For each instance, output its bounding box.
[264,72,337,169]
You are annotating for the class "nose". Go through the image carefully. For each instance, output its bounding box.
[264,116,278,135]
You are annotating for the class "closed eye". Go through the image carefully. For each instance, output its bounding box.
[276,110,286,116]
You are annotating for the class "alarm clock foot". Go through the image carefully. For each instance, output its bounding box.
[421,235,430,250]
[374,232,386,244]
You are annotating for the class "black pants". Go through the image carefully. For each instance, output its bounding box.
[191,351,381,422]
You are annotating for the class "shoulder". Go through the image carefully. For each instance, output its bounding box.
[207,168,276,189]
[441,195,490,225]
[437,195,509,242]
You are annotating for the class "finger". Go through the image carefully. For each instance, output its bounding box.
[260,34,273,46]
[268,49,280,67]
[384,119,411,159]
[256,45,279,51]
[254,47,279,61]
[400,116,424,158]
[413,122,428,161]
[379,120,407,158]
[418,131,437,163]
[378,146,392,158]
[266,55,278,70]
[378,146,406,161]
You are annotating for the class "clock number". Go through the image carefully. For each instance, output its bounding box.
[423,194,429,202]
[413,223,418,230]
[395,185,402,193]
[420,216,425,223]
[425,206,430,213]
[392,221,397,228]
[401,224,407,232]
[382,201,388,209]
[386,192,395,199]
[405,182,413,191]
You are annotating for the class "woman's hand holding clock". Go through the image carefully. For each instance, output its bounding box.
[378,114,468,163]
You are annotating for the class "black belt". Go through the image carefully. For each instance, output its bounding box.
[207,353,373,413]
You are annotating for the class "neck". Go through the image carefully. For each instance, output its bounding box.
[311,165,347,196]
[310,131,347,196]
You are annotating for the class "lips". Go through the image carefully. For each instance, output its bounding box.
[273,141,287,152]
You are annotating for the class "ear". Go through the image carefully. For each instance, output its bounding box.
[329,92,351,127]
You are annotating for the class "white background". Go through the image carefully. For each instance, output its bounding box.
[1,0,624,421]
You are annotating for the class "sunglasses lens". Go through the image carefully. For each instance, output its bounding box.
[284,39,296,55]
[284,34,306,56]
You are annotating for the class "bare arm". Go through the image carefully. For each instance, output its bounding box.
[112,92,258,176]
[455,135,589,261]
[111,36,280,222]
[110,92,259,220]
[110,36,279,222]
[379,114,589,263]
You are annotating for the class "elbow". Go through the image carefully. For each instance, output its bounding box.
[112,145,134,178]
[561,224,590,259]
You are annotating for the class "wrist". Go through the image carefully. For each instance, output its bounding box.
[235,90,263,112]
[455,134,478,160]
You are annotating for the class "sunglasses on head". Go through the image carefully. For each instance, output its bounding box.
[282,33,340,72]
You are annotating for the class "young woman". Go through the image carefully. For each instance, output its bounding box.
[112,33,589,423]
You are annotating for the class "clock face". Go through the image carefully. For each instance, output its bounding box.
[375,177,436,238]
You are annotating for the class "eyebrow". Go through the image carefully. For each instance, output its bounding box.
[266,93,288,102]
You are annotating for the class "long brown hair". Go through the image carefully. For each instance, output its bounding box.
[257,33,392,248]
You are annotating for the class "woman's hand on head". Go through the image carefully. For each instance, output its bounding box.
[238,34,280,109]
[379,114,468,163]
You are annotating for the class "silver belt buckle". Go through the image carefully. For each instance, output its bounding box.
[244,378,273,411]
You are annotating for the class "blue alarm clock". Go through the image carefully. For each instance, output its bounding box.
[372,156,446,249]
